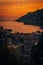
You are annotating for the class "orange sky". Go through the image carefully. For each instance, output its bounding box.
[0,0,43,33]
[0,0,43,20]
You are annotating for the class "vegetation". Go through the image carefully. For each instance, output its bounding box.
[16,9,43,28]
[0,26,43,65]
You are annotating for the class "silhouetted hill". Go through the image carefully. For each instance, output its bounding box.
[16,9,43,28]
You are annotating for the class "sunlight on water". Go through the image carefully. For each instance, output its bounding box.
[0,21,43,33]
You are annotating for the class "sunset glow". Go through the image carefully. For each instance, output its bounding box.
[0,0,43,33]
[0,0,43,20]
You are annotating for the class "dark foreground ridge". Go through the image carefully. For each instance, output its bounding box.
[16,9,43,28]
[0,26,43,65]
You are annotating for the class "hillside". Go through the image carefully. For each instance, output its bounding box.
[16,9,43,28]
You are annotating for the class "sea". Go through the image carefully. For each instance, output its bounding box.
[0,21,43,33]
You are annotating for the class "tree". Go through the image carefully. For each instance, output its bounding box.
[31,33,43,65]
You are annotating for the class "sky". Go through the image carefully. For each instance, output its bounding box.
[0,0,43,33]
[0,0,43,20]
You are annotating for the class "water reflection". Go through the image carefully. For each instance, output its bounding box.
[0,21,43,33]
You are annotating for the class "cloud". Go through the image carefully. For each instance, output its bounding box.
[0,0,43,6]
